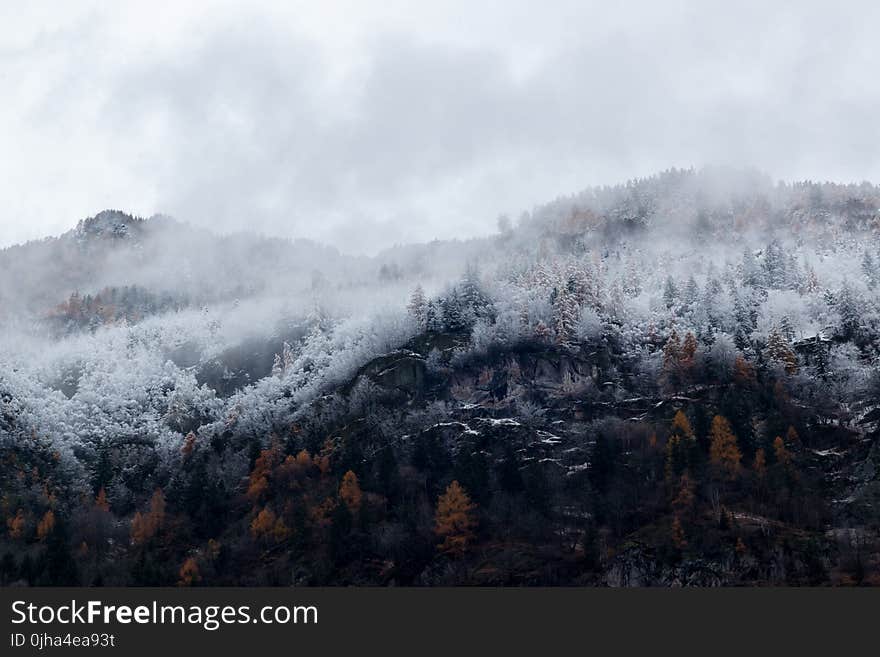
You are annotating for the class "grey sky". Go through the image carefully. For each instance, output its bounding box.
[2,1,879,253]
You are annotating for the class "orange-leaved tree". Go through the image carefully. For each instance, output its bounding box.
[6,508,26,540]
[95,487,110,512]
[753,448,767,479]
[131,489,166,545]
[709,415,741,479]
[338,470,363,513]
[773,436,791,467]
[178,556,201,586]
[250,506,290,544]
[671,516,687,549]
[434,480,477,556]
[37,510,55,541]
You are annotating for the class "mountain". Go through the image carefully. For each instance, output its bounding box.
[2,168,880,586]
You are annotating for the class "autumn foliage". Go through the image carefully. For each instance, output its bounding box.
[37,510,55,541]
[339,470,363,513]
[6,509,26,540]
[131,489,166,545]
[709,415,741,479]
[250,506,290,543]
[434,480,477,556]
[178,556,201,586]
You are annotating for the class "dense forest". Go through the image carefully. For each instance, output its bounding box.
[2,168,880,585]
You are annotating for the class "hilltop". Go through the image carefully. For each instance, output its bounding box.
[2,168,880,585]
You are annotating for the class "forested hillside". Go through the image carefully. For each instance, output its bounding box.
[2,168,880,585]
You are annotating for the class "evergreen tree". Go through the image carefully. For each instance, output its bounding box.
[763,239,787,289]
[425,300,444,332]
[459,264,490,322]
[835,282,862,340]
[663,275,677,309]
[440,289,469,331]
[741,248,764,289]
[407,285,428,329]
[862,251,878,289]
[683,275,699,311]
[552,280,580,348]
[733,293,753,350]
[623,260,642,297]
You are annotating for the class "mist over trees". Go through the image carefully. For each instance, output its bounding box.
[2,168,880,585]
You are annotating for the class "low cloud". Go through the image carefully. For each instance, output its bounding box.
[2,1,880,251]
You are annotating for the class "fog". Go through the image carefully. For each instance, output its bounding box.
[3,1,880,253]
[7,3,880,588]
[3,169,879,459]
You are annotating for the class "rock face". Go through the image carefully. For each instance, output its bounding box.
[308,330,879,586]
[358,351,427,397]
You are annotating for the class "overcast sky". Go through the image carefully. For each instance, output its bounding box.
[2,1,879,253]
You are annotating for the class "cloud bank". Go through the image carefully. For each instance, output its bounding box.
[2,0,880,252]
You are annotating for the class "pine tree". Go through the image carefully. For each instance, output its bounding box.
[567,264,592,306]
[425,300,444,332]
[434,480,477,556]
[733,293,753,350]
[459,264,488,320]
[763,239,787,289]
[779,315,796,342]
[862,251,878,289]
[623,260,641,297]
[785,253,803,290]
[552,281,580,348]
[741,248,764,289]
[801,264,819,294]
[441,288,469,331]
[407,285,428,329]
[663,275,677,309]
[683,276,699,311]
[606,280,626,322]
[835,282,862,340]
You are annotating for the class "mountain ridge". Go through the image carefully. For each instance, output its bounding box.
[2,168,880,585]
